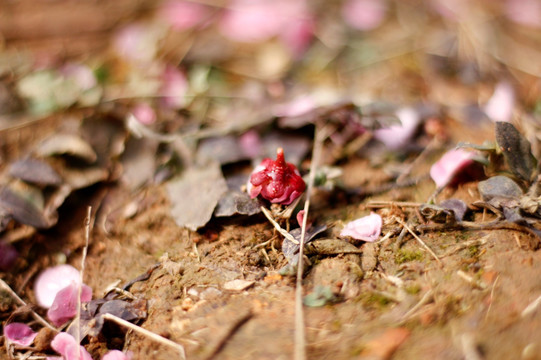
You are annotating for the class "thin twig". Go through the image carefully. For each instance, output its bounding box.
[260,207,298,244]
[399,289,434,324]
[102,313,186,359]
[457,270,487,290]
[294,126,327,360]
[396,218,443,267]
[0,279,56,331]
[521,294,541,318]
[204,311,253,360]
[485,275,500,322]
[365,201,423,209]
[76,206,92,347]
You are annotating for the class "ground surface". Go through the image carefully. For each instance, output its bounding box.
[2,1,541,360]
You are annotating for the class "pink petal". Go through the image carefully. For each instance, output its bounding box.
[239,130,262,158]
[47,282,93,327]
[373,107,421,151]
[51,333,92,360]
[34,265,81,308]
[113,24,159,63]
[132,103,156,125]
[279,17,314,58]
[60,63,97,91]
[429,149,476,188]
[158,1,211,31]
[272,95,317,117]
[102,350,132,360]
[483,82,515,123]
[219,0,283,42]
[505,0,541,28]
[342,0,388,31]
[159,65,188,110]
[4,323,38,347]
[340,213,382,242]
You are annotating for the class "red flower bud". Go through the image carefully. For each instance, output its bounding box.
[248,148,306,205]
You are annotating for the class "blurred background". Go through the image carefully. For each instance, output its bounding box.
[1,0,541,127]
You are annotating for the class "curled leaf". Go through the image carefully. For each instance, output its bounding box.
[35,134,97,163]
[478,176,523,201]
[9,158,62,186]
[495,122,537,183]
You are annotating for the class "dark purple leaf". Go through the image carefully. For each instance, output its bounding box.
[0,241,18,271]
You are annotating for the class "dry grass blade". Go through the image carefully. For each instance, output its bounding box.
[0,279,56,331]
[75,206,92,346]
[294,126,327,360]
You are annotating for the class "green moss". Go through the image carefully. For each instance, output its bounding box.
[405,284,421,295]
[395,249,424,264]
[358,292,392,309]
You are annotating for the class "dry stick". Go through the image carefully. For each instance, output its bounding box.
[0,279,56,331]
[395,218,443,267]
[294,126,327,360]
[521,294,541,318]
[485,275,500,322]
[102,313,186,360]
[75,206,92,348]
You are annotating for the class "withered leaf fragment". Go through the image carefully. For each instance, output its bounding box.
[9,158,62,186]
[495,122,537,183]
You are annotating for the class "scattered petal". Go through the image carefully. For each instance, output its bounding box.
[429,149,478,188]
[248,148,306,205]
[484,82,515,123]
[50,332,92,360]
[239,130,263,159]
[47,282,93,327]
[340,213,382,242]
[159,65,188,110]
[342,0,388,31]
[131,103,156,125]
[219,0,285,43]
[60,63,97,92]
[102,350,132,360]
[113,23,162,63]
[219,0,313,55]
[505,0,541,28]
[158,0,211,31]
[373,107,421,151]
[34,265,82,308]
[4,323,38,347]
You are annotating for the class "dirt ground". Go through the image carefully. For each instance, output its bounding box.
[2,1,541,360]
